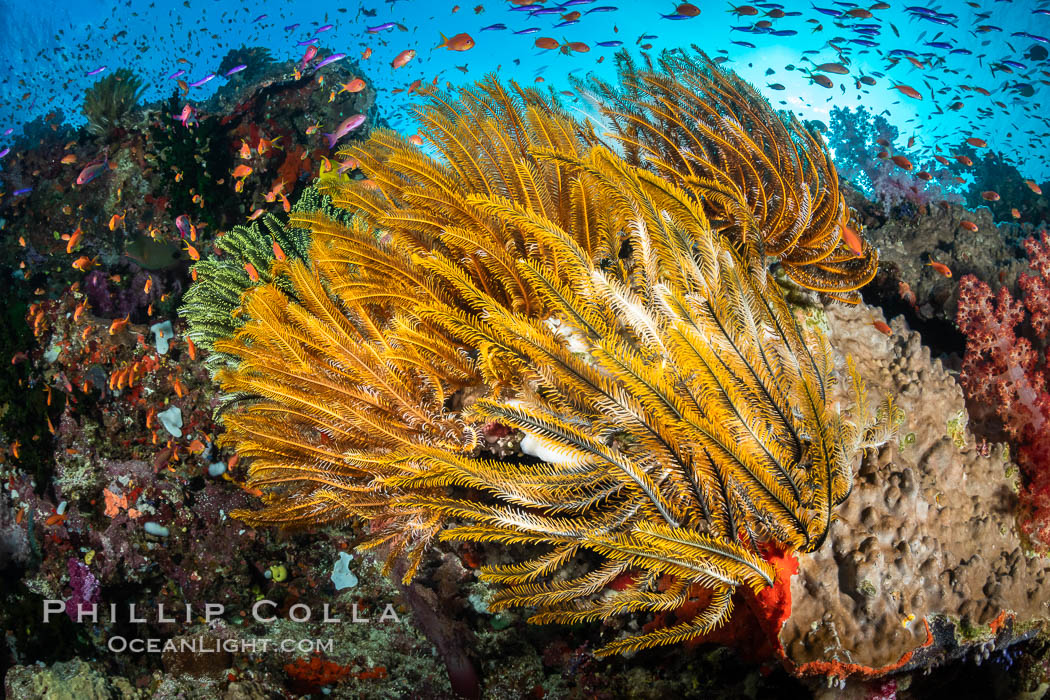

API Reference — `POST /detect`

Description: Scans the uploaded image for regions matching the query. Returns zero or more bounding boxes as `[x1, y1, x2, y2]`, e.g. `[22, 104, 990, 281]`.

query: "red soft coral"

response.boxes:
[957, 230, 1050, 550]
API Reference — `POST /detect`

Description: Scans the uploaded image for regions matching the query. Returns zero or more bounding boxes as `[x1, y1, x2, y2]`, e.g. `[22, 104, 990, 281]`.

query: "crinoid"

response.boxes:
[82, 68, 146, 136]
[183, 69, 897, 656]
[576, 47, 877, 303]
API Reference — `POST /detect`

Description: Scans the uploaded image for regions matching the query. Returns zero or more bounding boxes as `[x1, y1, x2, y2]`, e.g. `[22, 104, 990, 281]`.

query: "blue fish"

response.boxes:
[480, 23, 507, 31]
[514, 27, 541, 34]
[529, 7, 561, 15]
[771, 30, 798, 36]
[296, 37, 319, 45]
[811, 4, 843, 17]
[661, 13, 690, 20]
[0, 147, 9, 158]
[316, 24, 333, 33]
[596, 40, 623, 47]
[586, 6, 618, 13]
[253, 14, 266, 22]
[224, 65, 247, 77]
[167, 69, 186, 80]
[925, 41, 953, 49]
[284, 23, 300, 31]
[366, 22, 398, 32]
[851, 39, 878, 46]
[13, 187, 31, 196]
[732, 41, 757, 48]
[554, 20, 579, 27]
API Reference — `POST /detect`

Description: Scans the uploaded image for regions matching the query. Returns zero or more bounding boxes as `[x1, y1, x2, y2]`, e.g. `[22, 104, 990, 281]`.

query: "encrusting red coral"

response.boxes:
[956, 230, 1050, 550]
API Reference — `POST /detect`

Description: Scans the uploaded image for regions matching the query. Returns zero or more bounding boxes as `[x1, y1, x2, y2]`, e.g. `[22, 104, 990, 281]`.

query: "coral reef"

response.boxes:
[956, 231, 1050, 550]
[779, 301, 1050, 682]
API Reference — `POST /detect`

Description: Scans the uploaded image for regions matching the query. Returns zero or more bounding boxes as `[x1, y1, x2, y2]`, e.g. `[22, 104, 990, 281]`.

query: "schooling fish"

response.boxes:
[367, 22, 398, 32]
[168, 69, 186, 79]
[85, 66, 106, 76]
[224, 65, 247, 76]
[480, 23, 507, 30]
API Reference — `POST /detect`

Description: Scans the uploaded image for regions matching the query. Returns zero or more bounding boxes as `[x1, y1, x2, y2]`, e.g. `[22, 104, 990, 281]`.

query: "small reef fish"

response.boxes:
[77, 157, 108, 185]
[168, 69, 186, 80]
[927, 260, 952, 278]
[959, 220, 978, 232]
[108, 315, 129, 335]
[981, 191, 1001, 202]
[175, 214, 193, 239]
[314, 53, 346, 70]
[890, 84, 923, 100]
[224, 65, 247, 77]
[392, 49, 416, 68]
[60, 154, 77, 164]
[85, 66, 106, 76]
[367, 22, 398, 32]
[72, 255, 98, 271]
[66, 226, 84, 253]
[338, 78, 366, 94]
[189, 73, 215, 88]
[437, 32, 475, 51]
[174, 104, 196, 128]
[323, 114, 367, 148]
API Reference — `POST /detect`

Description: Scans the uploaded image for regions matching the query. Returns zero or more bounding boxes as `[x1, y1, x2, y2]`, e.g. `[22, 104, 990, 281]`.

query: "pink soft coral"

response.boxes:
[957, 231, 1050, 549]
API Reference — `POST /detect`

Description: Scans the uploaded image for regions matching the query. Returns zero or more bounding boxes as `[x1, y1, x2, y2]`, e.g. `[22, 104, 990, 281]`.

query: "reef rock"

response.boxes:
[778, 301, 1050, 680]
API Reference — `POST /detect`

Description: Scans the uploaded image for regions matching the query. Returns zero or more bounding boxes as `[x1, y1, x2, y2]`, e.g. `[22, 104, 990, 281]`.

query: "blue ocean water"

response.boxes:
[0, 0, 1047, 181]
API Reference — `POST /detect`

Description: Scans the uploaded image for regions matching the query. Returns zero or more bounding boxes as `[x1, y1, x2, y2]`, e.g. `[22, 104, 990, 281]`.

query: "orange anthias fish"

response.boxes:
[959, 220, 978, 232]
[66, 226, 83, 254]
[391, 49, 416, 69]
[108, 212, 125, 230]
[1025, 180, 1042, 195]
[238, 140, 252, 160]
[890, 83, 923, 100]
[232, 164, 253, 179]
[927, 260, 952, 278]
[890, 155, 913, 170]
[436, 32, 475, 51]
[965, 137, 987, 148]
[535, 37, 560, 50]
[272, 240, 287, 261]
[362, 47, 372, 59]
[338, 78, 366, 94]
[72, 256, 98, 271]
[244, 262, 260, 281]
[184, 241, 201, 261]
[838, 216, 864, 258]
[981, 191, 1001, 202]
[109, 315, 130, 335]
[60, 154, 77, 164]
